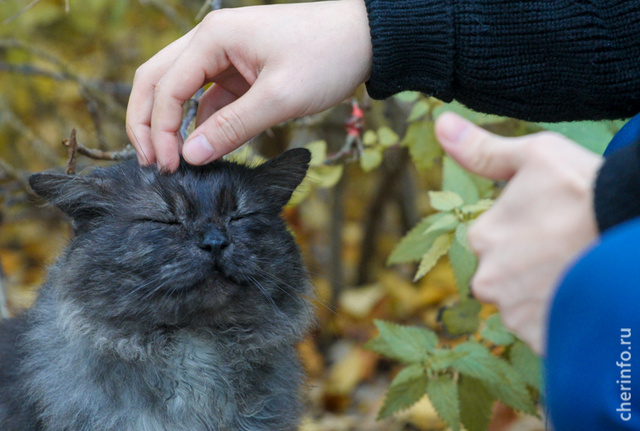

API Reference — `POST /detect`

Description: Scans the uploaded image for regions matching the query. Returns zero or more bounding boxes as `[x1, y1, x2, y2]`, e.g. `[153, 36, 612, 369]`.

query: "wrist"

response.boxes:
[340, 0, 373, 83]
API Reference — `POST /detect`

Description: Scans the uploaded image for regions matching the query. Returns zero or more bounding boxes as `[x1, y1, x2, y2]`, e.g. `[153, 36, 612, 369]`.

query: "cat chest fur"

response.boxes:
[27, 317, 299, 431]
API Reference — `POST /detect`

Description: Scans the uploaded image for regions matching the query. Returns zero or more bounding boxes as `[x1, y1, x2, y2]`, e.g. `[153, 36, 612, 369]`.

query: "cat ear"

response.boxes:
[255, 148, 311, 207]
[29, 172, 112, 221]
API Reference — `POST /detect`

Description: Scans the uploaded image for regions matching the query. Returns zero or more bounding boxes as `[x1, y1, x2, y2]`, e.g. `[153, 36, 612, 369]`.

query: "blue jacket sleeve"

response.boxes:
[546, 218, 640, 430]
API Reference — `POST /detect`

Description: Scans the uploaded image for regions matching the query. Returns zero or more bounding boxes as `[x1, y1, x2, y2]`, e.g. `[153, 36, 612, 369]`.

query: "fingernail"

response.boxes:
[438, 113, 471, 144]
[183, 135, 214, 164]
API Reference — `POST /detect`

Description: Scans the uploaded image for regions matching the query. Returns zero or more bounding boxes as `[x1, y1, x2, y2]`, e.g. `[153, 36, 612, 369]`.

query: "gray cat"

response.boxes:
[0, 148, 314, 431]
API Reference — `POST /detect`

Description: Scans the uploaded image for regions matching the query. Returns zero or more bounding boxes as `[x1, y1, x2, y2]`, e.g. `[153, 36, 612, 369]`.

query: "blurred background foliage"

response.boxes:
[0, 1, 623, 430]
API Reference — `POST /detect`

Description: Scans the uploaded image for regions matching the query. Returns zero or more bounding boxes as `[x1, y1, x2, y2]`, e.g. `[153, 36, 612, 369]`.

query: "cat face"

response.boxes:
[29, 149, 312, 330]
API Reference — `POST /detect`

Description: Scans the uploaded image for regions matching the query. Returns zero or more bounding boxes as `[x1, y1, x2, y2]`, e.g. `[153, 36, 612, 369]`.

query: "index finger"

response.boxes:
[126, 25, 200, 166]
[150, 23, 235, 171]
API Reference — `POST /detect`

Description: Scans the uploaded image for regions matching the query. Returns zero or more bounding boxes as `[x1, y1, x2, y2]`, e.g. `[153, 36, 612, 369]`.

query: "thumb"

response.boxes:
[182, 82, 286, 164]
[435, 112, 524, 180]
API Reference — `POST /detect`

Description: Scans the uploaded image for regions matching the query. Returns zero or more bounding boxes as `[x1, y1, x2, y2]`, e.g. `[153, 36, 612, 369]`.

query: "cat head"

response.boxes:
[29, 149, 313, 332]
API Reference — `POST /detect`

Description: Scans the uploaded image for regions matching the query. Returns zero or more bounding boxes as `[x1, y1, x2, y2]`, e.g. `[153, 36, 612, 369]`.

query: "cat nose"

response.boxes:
[199, 227, 229, 253]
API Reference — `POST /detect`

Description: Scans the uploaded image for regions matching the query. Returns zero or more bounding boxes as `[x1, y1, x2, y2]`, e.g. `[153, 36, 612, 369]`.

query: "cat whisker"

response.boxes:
[251, 269, 337, 317]
[246, 275, 285, 319]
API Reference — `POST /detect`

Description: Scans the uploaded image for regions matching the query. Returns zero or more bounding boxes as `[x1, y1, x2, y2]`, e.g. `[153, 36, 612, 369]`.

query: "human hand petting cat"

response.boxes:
[435, 113, 603, 354]
[126, 0, 372, 171]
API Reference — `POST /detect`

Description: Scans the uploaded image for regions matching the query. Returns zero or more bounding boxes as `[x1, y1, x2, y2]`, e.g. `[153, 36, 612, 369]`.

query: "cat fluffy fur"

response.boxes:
[0, 149, 314, 431]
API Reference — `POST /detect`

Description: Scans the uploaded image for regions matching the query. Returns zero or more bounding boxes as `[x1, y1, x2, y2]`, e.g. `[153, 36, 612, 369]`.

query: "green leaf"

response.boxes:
[360, 147, 383, 172]
[460, 199, 493, 216]
[388, 213, 457, 265]
[402, 121, 442, 171]
[472, 176, 496, 200]
[362, 130, 378, 146]
[407, 100, 430, 122]
[429, 349, 470, 372]
[377, 126, 400, 147]
[454, 223, 471, 251]
[484, 369, 538, 415]
[433, 101, 506, 126]
[394, 91, 420, 103]
[443, 156, 479, 204]
[458, 376, 496, 431]
[453, 342, 536, 415]
[414, 233, 453, 282]
[482, 314, 516, 346]
[426, 375, 460, 431]
[509, 340, 542, 391]
[378, 364, 428, 419]
[364, 320, 438, 363]
[429, 190, 464, 211]
[440, 298, 481, 335]
[452, 342, 509, 384]
[448, 231, 477, 296]
[424, 213, 459, 236]
[537, 121, 613, 155]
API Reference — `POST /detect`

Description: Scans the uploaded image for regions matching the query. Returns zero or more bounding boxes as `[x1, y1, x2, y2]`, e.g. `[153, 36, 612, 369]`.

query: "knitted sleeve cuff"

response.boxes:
[594, 139, 640, 233]
[363, 0, 454, 101]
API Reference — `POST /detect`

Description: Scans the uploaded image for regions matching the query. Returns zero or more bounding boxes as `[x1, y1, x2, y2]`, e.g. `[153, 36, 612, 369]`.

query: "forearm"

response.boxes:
[365, 0, 640, 122]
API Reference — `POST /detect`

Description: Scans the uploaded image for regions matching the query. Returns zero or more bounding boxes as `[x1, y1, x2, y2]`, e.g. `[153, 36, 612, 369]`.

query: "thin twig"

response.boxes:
[0, 159, 30, 191]
[0, 39, 131, 121]
[329, 172, 346, 311]
[0, 262, 9, 319]
[62, 137, 136, 161]
[355, 148, 411, 286]
[65, 129, 78, 175]
[324, 99, 365, 165]
[196, 0, 221, 21]
[0, 103, 60, 166]
[3, 0, 42, 24]
[140, 0, 191, 33]
[180, 87, 205, 140]
[80, 88, 107, 150]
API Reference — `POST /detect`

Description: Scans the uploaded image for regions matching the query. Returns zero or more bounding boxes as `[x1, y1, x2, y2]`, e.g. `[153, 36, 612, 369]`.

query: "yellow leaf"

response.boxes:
[360, 147, 383, 172]
[377, 126, 400, 147]
[306, 140, 327, 167]
[414, 234, 453, 282]
[362, 130, 378, 146]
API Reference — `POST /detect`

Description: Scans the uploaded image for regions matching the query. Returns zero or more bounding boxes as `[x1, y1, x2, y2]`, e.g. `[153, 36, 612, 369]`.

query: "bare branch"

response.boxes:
[140, 0, 192, 33]
[0, 39, 131, 123]
[0, 62, 131, 96]
[180, 87, 204, 140]
[0, 159, 30, 192]
[324, 99, 365, 165]
[62, 135, 136, 161]
[0, 263, 9, 319]
[3, 0, 42, 25]
[0, 103, 60, 166]
[196, 0, 221, 21]
[65, 129, 78, 175]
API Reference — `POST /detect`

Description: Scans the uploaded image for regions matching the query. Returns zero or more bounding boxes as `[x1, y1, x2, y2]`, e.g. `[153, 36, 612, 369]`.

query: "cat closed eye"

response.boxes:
[136, 217, 181, 226]
[229, 212, 258, 222]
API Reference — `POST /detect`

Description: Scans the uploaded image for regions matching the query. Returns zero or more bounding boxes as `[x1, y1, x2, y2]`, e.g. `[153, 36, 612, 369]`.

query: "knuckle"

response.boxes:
[213, 109, 247, 145]
[470, 270, 497, 303]
[467, 220, 489, 254]
[467, 133, 496, 173]
[201, 8, 232, 27]
[133, 64, 149, 83]
[523, 132, 565, 160]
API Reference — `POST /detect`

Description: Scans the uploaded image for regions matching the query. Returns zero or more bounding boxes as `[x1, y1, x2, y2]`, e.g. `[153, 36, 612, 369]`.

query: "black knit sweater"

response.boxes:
[364, 0, 640, 232]
[364, 0, 640, 122]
